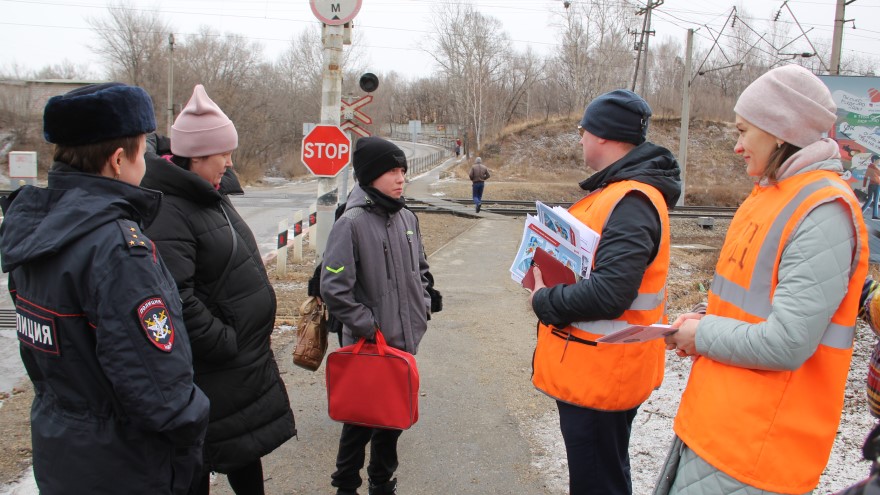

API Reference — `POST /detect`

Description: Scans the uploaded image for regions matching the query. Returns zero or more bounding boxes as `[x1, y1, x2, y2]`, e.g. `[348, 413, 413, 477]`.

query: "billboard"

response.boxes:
[818, 75, 880, 199]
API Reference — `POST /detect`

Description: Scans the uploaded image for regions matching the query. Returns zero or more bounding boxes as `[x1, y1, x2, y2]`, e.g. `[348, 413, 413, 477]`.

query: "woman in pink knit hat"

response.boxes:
[141, 85, 295, 495]
[655, 65, 869, 495]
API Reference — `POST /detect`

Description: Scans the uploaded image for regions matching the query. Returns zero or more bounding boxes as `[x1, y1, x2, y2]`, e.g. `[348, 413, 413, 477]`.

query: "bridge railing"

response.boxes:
[407, 149, 451, 177]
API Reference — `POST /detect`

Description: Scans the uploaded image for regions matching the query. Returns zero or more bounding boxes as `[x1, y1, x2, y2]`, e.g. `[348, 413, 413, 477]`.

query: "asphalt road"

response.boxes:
[209, 214, 557, 495]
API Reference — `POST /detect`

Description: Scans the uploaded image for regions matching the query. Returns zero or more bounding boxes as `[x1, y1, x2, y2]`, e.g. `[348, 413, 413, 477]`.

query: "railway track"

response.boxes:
[407, 198, 737, 218]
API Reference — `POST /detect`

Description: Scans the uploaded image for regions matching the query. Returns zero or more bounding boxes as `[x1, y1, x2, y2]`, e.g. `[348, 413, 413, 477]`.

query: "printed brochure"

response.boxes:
[510, 202, 600, 286]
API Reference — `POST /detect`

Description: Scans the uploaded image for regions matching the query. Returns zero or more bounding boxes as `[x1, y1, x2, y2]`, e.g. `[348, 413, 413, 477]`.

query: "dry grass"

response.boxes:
[446, 117, 754, 207]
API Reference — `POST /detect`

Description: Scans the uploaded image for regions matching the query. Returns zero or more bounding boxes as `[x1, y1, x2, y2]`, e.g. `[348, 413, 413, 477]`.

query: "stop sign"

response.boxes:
[301, 125, 351, 177]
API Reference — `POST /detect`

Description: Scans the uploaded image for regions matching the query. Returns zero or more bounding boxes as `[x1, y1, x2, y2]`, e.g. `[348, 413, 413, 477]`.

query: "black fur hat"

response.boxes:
[43, 82, 156, 146]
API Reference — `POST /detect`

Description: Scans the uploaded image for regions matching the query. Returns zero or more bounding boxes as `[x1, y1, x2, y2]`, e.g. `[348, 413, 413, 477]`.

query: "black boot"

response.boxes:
[475, 203, 481, 213]
[368, 478, 397, 495]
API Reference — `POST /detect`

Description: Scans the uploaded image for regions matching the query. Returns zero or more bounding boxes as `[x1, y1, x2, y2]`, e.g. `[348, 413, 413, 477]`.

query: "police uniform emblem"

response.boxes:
[137, 297, 175, 352]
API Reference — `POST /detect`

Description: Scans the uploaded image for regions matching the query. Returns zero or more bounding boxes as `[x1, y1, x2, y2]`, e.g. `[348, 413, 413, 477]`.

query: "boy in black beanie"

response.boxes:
[321, 136, 432, 495]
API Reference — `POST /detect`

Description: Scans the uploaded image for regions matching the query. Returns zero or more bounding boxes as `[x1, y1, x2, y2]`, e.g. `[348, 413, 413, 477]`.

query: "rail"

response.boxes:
[406, 198, 737, 219]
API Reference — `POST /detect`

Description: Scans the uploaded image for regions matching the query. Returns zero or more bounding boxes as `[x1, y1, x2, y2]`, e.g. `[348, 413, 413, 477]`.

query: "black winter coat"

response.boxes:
[141, 149, 295, 472]
[0, 165, 209, 494]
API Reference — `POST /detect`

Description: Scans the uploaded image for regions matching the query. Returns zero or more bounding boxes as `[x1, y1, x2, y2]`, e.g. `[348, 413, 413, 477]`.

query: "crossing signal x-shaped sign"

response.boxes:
[341, 95, 373, 138]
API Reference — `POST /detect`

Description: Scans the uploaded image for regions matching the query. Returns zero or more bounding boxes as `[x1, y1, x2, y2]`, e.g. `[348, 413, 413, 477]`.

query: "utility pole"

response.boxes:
[631, 0, 662, 94]
[677, 29, 694, 207]
[830, 0, 856, 75]
[315, 23, 344, 256]
[639, 3, 654, 96]
[166, 33, 174, 135]
[308, 0, 361, 257]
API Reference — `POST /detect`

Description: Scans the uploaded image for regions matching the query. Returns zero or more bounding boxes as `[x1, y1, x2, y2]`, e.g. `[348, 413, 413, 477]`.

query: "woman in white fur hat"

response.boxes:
[656, 65, 869, 495]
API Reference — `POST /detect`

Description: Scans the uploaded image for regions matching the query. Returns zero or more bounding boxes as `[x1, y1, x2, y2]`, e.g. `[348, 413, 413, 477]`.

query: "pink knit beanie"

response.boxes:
[733, 65, 836, 149]
[171, 84, 238, 158]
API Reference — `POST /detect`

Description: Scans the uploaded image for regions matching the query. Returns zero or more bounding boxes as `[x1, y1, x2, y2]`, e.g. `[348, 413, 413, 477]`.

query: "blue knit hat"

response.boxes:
[43, 82, 156, 146]
[579, 89, 652, 146]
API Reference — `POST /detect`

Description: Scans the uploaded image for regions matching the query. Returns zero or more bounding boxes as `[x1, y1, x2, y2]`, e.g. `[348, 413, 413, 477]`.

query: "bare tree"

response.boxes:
[496, 48, 544, 126]
[88, 0, 169, 92]
[550, 0, 635, 111]
[429, 2, 509, 152]
[32, 60, 96, 80]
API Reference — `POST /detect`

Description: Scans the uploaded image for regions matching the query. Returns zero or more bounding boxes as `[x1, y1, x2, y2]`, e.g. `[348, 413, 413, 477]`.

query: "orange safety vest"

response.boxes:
[531, 180, 670, 411]
[674, 170, 869, 494]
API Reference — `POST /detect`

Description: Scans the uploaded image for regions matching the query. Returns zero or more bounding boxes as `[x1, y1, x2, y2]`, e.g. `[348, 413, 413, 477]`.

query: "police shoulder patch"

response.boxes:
[117, 219, 151, 257]
[137, 296, 175, 352]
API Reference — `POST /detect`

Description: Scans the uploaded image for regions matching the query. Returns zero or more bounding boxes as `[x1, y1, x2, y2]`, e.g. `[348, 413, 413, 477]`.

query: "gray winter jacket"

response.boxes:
[320, 184, 431, 354]
[654, 145, 858, 495]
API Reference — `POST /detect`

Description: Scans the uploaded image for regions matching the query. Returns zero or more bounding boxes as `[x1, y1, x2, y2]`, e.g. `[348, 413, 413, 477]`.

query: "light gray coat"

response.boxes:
[653, 151, 858, 495]
[320, 184, 431, 354]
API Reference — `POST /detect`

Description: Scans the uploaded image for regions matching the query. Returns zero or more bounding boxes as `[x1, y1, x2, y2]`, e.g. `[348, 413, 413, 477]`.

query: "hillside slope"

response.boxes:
[447, 116, 755, 206]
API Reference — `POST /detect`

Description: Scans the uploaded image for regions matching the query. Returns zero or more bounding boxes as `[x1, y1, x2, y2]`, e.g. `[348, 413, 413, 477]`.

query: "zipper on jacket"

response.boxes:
[406, 230, 416, 272]
[383, 240, 392, 280]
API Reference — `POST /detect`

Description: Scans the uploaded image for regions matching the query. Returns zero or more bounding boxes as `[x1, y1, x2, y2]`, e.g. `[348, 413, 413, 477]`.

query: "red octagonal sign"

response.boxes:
[301, 125, 351, 177]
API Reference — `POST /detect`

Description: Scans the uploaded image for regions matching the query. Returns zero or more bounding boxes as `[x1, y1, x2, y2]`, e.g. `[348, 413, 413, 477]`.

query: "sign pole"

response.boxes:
[315, 23, 345, 258]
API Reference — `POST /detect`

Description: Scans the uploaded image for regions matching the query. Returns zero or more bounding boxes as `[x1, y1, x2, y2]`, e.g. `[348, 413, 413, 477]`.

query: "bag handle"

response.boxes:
[352, 328, 387, 356]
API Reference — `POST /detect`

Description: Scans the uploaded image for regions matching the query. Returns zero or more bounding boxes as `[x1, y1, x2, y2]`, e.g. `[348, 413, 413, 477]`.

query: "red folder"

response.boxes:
[521, 247, 577, 290]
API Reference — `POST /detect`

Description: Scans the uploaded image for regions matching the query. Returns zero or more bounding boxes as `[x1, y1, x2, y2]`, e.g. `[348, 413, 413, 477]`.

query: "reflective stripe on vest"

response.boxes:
[570, 288, 666, 334]
[709, 176, 860, 349]
[532, 181, 670, 411]
[673, 170, 868, 494]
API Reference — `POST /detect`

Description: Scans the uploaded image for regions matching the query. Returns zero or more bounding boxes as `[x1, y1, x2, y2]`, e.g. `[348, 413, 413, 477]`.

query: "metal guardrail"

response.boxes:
[408, 149, 451, 176]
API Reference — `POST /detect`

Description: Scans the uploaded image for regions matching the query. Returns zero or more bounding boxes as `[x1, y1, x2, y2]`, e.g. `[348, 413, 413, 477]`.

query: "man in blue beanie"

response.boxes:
[527, 89, 682, 495]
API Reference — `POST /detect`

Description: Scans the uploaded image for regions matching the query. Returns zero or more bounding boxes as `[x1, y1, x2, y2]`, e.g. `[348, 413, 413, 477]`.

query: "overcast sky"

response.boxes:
[1, 0, 878, 80]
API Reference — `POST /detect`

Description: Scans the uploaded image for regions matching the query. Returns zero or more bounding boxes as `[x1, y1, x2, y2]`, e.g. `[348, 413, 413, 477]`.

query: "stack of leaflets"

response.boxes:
[510, 201, 600, 286]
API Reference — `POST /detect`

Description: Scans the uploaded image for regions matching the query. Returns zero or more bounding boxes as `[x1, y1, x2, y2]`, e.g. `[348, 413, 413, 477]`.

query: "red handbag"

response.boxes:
[326, 329, 420, 430]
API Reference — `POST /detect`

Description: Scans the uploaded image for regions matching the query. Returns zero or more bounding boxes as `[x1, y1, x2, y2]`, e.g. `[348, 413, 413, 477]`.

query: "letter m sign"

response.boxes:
[309, 0, 362, 26]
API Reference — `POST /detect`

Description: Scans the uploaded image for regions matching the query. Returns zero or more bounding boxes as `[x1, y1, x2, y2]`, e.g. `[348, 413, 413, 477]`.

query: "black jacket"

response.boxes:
[532, 142, 682, 327]
[0, 165, 209, 494]
[140, 145, 295, 472]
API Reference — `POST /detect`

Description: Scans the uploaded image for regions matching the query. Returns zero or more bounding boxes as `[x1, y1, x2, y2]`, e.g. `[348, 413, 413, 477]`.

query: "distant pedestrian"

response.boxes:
[863, 154, 880, 219]
[0, 82, 209, 494]
[455, 137, 462, 157]
[468, 156, 490, 213]
[140, 84, 295, 495]
[528, 89, 681, 495]
[657, 64, 869, 495]
[321, 136, 433, 495]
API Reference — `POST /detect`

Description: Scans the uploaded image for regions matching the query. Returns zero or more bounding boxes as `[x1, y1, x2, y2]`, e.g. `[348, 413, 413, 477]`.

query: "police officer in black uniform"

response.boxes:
[0, 83, 209, 494]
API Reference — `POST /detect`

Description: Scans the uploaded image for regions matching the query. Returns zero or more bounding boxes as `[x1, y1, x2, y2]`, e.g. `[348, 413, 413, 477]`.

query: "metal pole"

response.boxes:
[829, 0, 845, 75]
[315, 23, 344, 258]
[631, 6, 649, 91]
[166, 34, 175, 135]
[639, 5, 653, 96]
[677, 29, 694, 207]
